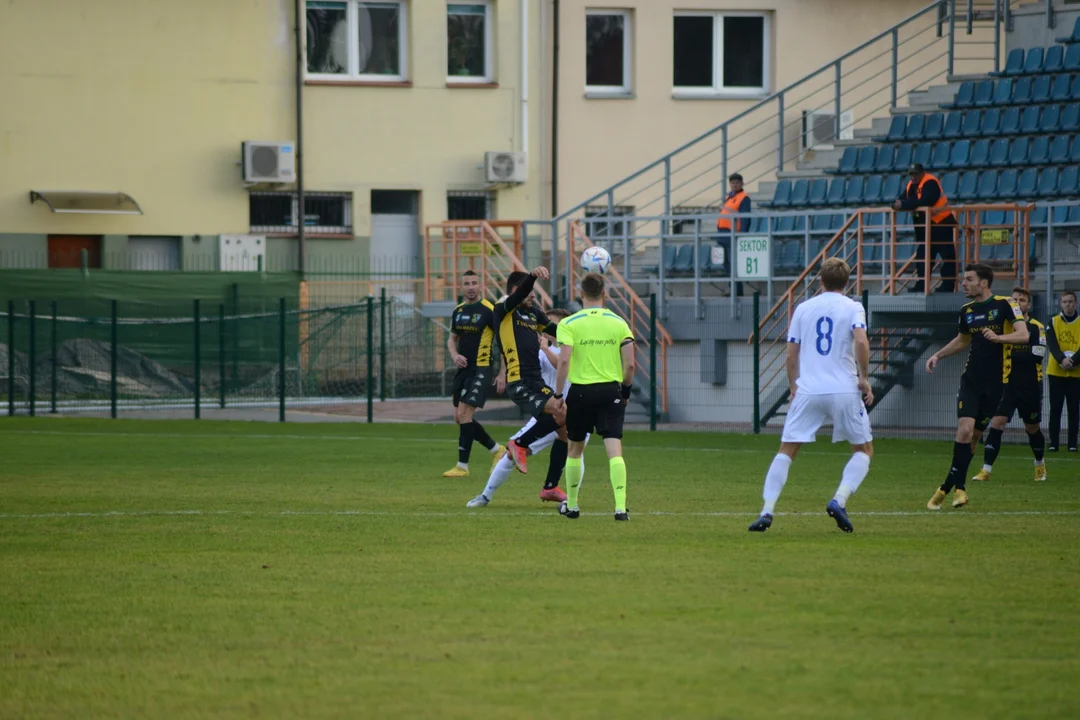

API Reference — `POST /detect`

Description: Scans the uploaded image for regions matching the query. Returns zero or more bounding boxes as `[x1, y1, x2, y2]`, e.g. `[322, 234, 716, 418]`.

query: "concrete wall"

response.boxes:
[1006, 1, 1080, 53]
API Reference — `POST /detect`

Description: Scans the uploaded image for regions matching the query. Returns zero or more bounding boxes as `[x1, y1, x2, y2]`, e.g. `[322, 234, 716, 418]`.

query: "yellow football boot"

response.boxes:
[972, 469, 991, 482]
[1034, 464, 1047, 482]
[927, 489, 947, 510]
[490, 444, 507, 473]
[952, 489, 969, 508]
[442, 467, 469, 478]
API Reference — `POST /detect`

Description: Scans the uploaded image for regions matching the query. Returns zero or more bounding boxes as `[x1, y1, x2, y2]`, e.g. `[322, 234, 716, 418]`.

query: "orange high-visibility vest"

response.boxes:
[905, 173, 955, 224]
[716, 191, 749, 231]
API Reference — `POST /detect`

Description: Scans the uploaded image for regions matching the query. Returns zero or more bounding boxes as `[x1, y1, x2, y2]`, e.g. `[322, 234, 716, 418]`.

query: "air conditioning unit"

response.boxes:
[242, 141, 296, 183]
[484, 151, 528, 184]
[800, 110, 854, 151]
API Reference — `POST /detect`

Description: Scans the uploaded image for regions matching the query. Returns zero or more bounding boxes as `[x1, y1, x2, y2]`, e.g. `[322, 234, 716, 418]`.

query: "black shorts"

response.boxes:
[996, 383, 1043, 425]
[566, 382, 626, 442]
[957, 376, 1002, 431]
[452, 367, 490, 409]
[508, 379, 553, 419]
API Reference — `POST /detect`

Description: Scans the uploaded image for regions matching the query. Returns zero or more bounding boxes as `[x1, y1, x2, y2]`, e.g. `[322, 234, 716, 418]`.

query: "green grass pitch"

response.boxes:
[2, 418, 1078, 719]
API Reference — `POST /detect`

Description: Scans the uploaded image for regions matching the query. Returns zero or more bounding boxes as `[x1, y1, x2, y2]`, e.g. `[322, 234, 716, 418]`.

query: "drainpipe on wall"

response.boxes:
[520, 0, 528, 155]
[295, 0, 306, 277]
[551, 0, 560, 218]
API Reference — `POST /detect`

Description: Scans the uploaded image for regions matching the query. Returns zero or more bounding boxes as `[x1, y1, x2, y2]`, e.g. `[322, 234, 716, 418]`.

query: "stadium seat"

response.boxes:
[793, 214, 807, 232]
[1000, 106, 1021, 135]
[1059, 165, 1079, 197]
[863, 174, 884, 205]
[1031, 205, 1048, 226]
[826, 177, 847, 205]
[1010, 76, 1033, 105]
[923, 112, 944, 140]
[992, 78, 1014, 106]
[998, 47, 1024, 76]
[770, 180, 792, 207]
[1042, 104, 1062, 132]
[810, 213, 836, 234]
[943, 111, 963, 139]
[961, 109, 981, 136]
[907, 113, 927, 140]
[1062, 104, 1080, 131]
[940, 171, 959, 197]
[774, 215, 796, 233]
[1017, 167, 1039, 197]
[789, 179, 810, 206]
[1055, 205, 1072, 224]
[808, 178, 828, 205]
[661, 243, 678, 273]
[882, 174, 902, 202]
[672, 244, 693, 272]
[1050, 134, 1070, 164]
[1029, 135, 1050, 165]
[808, 236, 828, 258]
[948, 140, 971, 169]
[1051, 74, 1072, 102]
[970, 138, 990, 167]
[1066, 44, 1080, 71]
[1031, 75, 1052, 104]
[834, 146, 857, 174]
[980, 107, 1001, 135]
[996, 168, 1018, 198]
[930, 142, 951, 169]
[956, 170, 979, 200]
[1038, 167, 1060, 197]
[1020, 106, 1041, 135]
[883, 115, 907, 142]
[973, 79, 994, 107]
[776, 240, 803, 273]
[699, 243, 723, 274]
[1024, 46, 1046, 75]
[856, 146, 877, 173]
[1069, 205, 1080, 223]
[1071, 75, 1080, 101]
[1045, 45, 1065, 74]
[1008, 136, 1030, 165]
[750, 216, 769, 233]
[912, 142, 932, 167]
[875, 145, 897, 172]
[892, 143, 912, 171]
[976, 169, 999, 199]
[984, 209, 1005, 226]
[1071, 135, 1080, 162]
[989, 137, 1009, 166]
[951, 81, 975, 108]
[1056, 16, 1080, 44]
[845, 176, 865, 205]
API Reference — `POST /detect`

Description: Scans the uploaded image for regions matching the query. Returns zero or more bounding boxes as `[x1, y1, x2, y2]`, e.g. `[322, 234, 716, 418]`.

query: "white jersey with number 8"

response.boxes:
[787, 292, 867, 396]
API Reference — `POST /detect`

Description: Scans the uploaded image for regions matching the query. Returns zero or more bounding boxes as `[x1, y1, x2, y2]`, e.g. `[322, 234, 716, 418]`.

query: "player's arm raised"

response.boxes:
[926, 333, 971, 373]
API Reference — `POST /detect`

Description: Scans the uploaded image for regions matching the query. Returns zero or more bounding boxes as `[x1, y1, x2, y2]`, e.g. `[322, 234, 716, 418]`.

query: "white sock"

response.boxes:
[982, 463, 993, 473]
[1035, 459, 1045, 467]
[490, 444, 502, 455]
[761, 454, 793, 515]
[482, 455, 516, 498]
[834, 452, 871, 507]
[457, 461, 468, 471]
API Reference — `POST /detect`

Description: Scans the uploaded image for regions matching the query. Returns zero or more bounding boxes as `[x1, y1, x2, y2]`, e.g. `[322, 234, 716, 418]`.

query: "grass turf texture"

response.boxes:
[1, 419, 1078, 719]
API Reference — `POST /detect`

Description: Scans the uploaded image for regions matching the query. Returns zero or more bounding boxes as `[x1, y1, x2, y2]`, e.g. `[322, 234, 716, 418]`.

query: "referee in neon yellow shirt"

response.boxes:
[553, 272, 636, 521]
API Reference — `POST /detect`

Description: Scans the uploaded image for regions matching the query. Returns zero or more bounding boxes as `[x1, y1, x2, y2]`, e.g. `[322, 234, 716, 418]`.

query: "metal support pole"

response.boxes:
[380, 287, 387, 402]
[752, 292, 761, 434]
[6, 301, 12, 417]
[948, 0, 956, 76]
[50, 301, 57, 413]
[1046, 0, 1054, 29]
[891, 28, 899, 108]
[662, 157, 671, 274]
[193, 299, 201, 420]
[777, 92, 785, 168]
[278, 297, 286, 423]
[231, 283, 240, 389]
[366, 295, 374, 423]
[721, 125, 728, 190]
[110, 300, 118, 419]
[28, 301, 35, 417]
[834, 62, 843, 141]
[993, 0, 1001, 74]
[966, 0, 973, 34]
[218, 304, 226, 408]
[649, 293, 657, 432]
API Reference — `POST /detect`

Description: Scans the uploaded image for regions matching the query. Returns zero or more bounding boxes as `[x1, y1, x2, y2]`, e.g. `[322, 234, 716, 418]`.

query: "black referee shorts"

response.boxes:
[957, 375, 1002, 431]
[996, 383, 1043, 425]
[451, 367, 490, 409]
[566, 382, 626, 442]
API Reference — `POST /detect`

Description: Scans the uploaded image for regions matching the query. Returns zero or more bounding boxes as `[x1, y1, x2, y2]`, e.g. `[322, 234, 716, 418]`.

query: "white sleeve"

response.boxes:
[787, 305, 804, 344]
[851, 301, 867, 330]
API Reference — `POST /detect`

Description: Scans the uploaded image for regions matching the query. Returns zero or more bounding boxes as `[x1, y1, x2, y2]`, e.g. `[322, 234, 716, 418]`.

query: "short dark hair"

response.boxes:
[1062, 290, 1077, 301]
[581, 272, 605, 300]
[1011, 286, 1030, 300]
[728, 173, 743, 182]
[506, 271, 529, 295]
[547, 307, 571, 321]
[965, 263, 994, 286]
[462, 269, 478, 278]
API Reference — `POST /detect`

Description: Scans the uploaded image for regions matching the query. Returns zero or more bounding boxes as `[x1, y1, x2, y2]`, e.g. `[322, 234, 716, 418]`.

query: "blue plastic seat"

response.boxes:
[874, 145, 896, 172]
[984, 209, 1006, 226]
[808, 178, 828, 205]
[811, 213, 837, 233]
[808, 236, 829, 258]
[1030, 205, 1048, 226]
[1008, 136, 1030, 165]
[1070, 75, 1080, 101]
[882, 174, 901, 202]
[961, 109, 981, 136]
[1069, 206, 1080, 224]
[973, 79, 994, 106]
[826, 177, 847, 205]
[930, 142, 951, 169]
[988, 138, 1010, 166]
[996, 168, 1018, 199]
[948, 139, 971, 169]
[892, 143, 913, 171]
[1038, 167, 1060, 197]
[698, 244, 719, 274]
[912, 142, 932, 167]
[1056, 16, 1080, 44]
[835, 147, 857, 174]
[1029, 135, 1050, 165]
[774, 215, 796, 233]
[907, 113, 927, 140]
[1032, 75, 1052, 103]
[845, 176, 865, 205]
[1011, 76, 1033, 105]
[976, 169, 999, 200]
[992, 78, 1014, 106]
[970, 138, 990, 167]
[1042, 104, 1062, 132]
[1050, 134, 1070, 164]
[943, 111, 963, 139]
[672, 244, 694, 272]
[1051, 74, 1072, 102]
[789, 179, 810, 206]
[1024, 46, 1046, 74]
[1017, 167, 1039, 197]
[1054, 205, 1072, 224]
[999, 48, 1024, 76]
[749, 216, 769, 233]
[856, 146, 877, 173]
[1066, 44, 1080, 71]
[1045, 45, 1066, 74]
[771, 180, 792, 207]
[863, 175, 884, 204]
[1000, 106, 1021, 135]
[1059, 165, 1079, 196]
[979, 107, 1002, 135]
[1071, 135, 1080, 162]
[951, 81, 975, 108]
[922, 112, 944, 140]
[661, 244, 678, 272]
[1020, 106, 1041, 134]
[956, 170, 979, 200]
[884, 115, 907, 142]
[1062, 103, 1080, 131]
[940, 171, 959, 198]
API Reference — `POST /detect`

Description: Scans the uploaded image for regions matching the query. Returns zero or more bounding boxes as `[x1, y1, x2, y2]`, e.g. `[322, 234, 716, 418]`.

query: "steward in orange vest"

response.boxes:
[893, 162, 957, 293]
[716, 173, 751, 233]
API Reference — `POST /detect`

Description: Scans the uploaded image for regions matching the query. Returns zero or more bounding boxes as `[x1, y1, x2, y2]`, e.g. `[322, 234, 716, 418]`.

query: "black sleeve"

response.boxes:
[1046, 322, 1066, 363]
[737, 195, 751, 233]
[916, 180, 941, 208]
[450, 310, 461, 335]
[502, 273, 537, 314]
[533, 308, 557, 339]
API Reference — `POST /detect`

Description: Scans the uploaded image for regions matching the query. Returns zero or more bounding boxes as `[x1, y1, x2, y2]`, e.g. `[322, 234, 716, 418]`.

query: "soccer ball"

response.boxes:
[580, 246, 612, 274]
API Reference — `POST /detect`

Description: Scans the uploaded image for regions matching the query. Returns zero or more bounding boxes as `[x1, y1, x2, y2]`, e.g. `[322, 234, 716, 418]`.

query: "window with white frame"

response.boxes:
[447, 3, 493, 82]
[673, 12, 769, 96]
[305, 1, 407, 82]
[585, 9, 631, 93]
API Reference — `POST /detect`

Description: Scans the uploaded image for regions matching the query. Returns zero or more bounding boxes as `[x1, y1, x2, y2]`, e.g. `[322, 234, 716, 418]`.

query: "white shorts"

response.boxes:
[781, 392, 873, 445]
[510, 417, 589, 454]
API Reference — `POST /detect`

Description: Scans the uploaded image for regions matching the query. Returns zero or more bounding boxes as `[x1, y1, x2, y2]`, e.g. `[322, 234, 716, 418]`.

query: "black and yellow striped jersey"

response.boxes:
[451, 298, 495, 369]
[958, 294, 1025, 384]
[493, 274, 556, 384]
[1004, 318, 1045, 387]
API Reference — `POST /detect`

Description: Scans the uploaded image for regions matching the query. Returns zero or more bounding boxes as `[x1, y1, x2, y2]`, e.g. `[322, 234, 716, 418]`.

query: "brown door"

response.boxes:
[48, 235, 102, 268]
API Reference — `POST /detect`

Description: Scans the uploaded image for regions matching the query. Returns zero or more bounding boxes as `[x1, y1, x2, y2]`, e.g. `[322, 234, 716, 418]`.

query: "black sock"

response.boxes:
[942, 441, 973, 492]
[515, 415, 559, 449]
[983, 427, 1004, 468]
[458, 422, 476, 465]
[1028, 429, 1046, 463]
[544, 440, 568, 490]
[472, 421, 496, 451]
